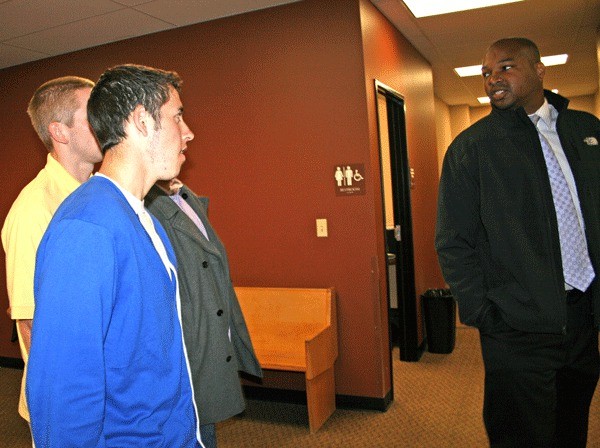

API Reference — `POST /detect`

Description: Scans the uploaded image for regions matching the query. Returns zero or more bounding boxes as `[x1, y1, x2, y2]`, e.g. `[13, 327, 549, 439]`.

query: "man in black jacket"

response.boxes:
[436, 37, 600, 447]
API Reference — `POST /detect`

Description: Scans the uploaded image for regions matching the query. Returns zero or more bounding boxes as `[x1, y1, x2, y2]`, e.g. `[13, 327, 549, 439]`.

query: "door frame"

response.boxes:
[374, 80, 419, 362]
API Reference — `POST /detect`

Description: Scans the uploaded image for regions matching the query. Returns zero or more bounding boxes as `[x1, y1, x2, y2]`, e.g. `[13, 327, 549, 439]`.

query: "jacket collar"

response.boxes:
[145, 184, 175, 217]
[146, 184, 209, 221]
[146, 184, 221, 256]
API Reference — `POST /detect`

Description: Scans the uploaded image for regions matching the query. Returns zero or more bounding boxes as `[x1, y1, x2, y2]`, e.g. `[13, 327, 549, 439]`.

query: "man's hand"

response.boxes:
[17, 319, 33, 353]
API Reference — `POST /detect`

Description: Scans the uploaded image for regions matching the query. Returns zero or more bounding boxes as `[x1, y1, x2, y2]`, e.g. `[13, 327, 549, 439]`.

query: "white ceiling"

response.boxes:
[1, 0, 599, 107]
[373, 0, 600, 106]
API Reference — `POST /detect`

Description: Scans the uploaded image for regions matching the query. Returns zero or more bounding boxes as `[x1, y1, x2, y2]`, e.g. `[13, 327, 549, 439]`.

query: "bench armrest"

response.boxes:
[305, 325, 338, 380]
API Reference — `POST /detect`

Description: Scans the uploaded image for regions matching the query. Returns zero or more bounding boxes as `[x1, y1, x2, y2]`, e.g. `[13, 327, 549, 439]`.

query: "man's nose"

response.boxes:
[487, 72, 503, 84]
[182, 121, 194, 142]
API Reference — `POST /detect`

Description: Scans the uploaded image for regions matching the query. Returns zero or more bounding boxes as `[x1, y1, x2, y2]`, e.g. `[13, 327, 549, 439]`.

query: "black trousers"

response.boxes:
[479, 291, 599, 448]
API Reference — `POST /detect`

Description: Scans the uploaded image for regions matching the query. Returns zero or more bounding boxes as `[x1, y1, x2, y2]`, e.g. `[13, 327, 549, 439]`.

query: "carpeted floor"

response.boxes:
[218, 327, 488, 447]
[1, 328, 599, 447]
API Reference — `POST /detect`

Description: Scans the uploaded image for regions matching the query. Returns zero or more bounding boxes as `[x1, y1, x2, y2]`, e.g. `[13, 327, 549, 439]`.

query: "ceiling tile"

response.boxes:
[248, 0, 300, 10]
[5, 9, 174, 56]
[0, 0, 123, 40]
[135, 0, 298, 27]
[0, 43, 47, 69]
[135, 0, 250, 26]
[111, 0, 154, 5]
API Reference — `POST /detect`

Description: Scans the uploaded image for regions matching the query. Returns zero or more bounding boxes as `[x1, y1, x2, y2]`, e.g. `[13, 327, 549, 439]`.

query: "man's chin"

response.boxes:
[159, 170, 182, 183]
[490, 99, 515, 110]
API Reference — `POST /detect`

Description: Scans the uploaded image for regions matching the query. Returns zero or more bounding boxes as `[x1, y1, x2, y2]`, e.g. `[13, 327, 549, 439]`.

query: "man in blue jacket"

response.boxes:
[436, 38, 600, 447]
[27, 65, 203, 447]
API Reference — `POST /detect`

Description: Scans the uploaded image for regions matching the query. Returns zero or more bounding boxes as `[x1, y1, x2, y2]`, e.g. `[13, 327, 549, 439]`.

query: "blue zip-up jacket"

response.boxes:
[27, 176, 201, 447]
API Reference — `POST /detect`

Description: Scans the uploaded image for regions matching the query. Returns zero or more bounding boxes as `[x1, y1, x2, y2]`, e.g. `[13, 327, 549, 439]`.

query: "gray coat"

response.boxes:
[145, 184, 262, 425]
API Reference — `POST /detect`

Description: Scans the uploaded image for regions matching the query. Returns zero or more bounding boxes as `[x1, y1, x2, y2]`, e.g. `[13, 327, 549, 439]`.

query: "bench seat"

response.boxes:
[235, 286, 338, 432]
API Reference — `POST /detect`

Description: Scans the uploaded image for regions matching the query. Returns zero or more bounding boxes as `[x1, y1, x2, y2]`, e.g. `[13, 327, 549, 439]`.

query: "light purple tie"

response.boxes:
[533, 115, 595, 291]
[171, 193, 210, 241]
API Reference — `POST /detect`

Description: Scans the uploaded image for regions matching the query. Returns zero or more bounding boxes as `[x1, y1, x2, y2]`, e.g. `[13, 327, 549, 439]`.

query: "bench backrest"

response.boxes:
[235, 286, 333, 327]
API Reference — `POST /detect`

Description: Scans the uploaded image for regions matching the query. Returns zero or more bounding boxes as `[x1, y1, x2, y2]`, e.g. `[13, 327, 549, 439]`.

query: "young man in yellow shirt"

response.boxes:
[1, 76, 102, 423]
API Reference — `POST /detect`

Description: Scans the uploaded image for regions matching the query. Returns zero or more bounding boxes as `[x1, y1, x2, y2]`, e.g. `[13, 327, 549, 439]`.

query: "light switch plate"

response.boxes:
[316, 218, 328, 237]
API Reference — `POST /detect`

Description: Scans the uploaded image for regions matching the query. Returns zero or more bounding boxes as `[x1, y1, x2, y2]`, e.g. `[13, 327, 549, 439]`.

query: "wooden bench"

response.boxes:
[234, 286, 338, 432]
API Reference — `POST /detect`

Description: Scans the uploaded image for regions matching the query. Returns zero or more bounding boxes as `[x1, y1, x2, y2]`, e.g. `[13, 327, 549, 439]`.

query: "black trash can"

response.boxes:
[421, 289, 456, 354]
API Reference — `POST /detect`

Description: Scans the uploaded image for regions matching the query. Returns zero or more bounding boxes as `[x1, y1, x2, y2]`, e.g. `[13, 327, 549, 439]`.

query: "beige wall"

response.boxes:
[449, 104, 470, 140]
[569, 94, 597, 116]
[469, 105, 491, 123]
[596, 31, 600, 117]
[434, 96, 452, 176]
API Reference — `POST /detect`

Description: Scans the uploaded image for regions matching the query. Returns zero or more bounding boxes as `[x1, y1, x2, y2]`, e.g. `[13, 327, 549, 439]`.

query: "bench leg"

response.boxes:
[305, 366, 336, 433]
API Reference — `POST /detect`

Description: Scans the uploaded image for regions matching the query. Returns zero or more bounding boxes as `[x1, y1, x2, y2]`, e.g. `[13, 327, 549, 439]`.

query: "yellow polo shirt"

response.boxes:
[1, 153, 81, 421]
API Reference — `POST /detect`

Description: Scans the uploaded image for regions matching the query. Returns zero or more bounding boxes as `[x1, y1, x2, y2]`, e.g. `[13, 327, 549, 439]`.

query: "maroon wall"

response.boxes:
[0, 0, 443, 401]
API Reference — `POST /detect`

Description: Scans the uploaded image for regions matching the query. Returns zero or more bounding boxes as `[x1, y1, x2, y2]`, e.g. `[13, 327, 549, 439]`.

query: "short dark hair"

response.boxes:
[87, 64, 182, 153]
[27, 76, 95, 150]
[488, 37, 541, 64]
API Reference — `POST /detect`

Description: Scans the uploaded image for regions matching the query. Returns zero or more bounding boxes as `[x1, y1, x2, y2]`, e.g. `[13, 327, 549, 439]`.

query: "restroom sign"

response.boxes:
[334, 164, 365, 196]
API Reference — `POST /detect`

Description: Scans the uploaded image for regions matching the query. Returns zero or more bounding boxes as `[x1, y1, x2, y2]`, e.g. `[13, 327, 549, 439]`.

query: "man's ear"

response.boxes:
[131, 104, 151, 137]
[48, 122, 68, 145]
[535, 61, 546, 81]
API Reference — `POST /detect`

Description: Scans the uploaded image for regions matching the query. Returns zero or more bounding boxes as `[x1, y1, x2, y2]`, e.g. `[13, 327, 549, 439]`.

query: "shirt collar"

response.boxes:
[94, 173, 145, 216]
[529, 98, 557, 128]
[171, 178, 184, 196]
[45, 153, 82, 191]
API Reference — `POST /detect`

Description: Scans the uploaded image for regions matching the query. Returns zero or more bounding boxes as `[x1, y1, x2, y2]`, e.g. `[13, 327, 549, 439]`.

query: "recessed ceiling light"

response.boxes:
[454, 54, 569, 77]
[455, 65, 487, 77]
[542, 54, 568, 66]
[403, 0, 523, 18]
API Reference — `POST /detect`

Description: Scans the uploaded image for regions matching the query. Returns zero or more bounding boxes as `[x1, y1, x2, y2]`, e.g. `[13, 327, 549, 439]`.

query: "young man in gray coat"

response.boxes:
[146, 177, 262, 447]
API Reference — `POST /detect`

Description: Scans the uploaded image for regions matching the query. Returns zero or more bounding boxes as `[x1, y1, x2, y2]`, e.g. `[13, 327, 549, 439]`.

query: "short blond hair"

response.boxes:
[27, 76, 95, 150]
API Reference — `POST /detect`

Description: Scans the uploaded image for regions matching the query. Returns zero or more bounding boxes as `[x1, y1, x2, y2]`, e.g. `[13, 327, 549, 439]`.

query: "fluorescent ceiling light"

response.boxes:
[542, 54, 568, 66]
[403, 0, 523, 18]
[454, 54, 569, 77]
[455, 65, 485, 77]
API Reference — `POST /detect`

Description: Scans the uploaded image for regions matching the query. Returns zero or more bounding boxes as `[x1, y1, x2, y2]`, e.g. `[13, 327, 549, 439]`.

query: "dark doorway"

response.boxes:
[375, 81, 419, 362]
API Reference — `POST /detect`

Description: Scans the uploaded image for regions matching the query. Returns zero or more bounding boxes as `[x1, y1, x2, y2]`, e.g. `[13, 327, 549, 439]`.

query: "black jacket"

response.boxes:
[435, 90, 600, 334]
